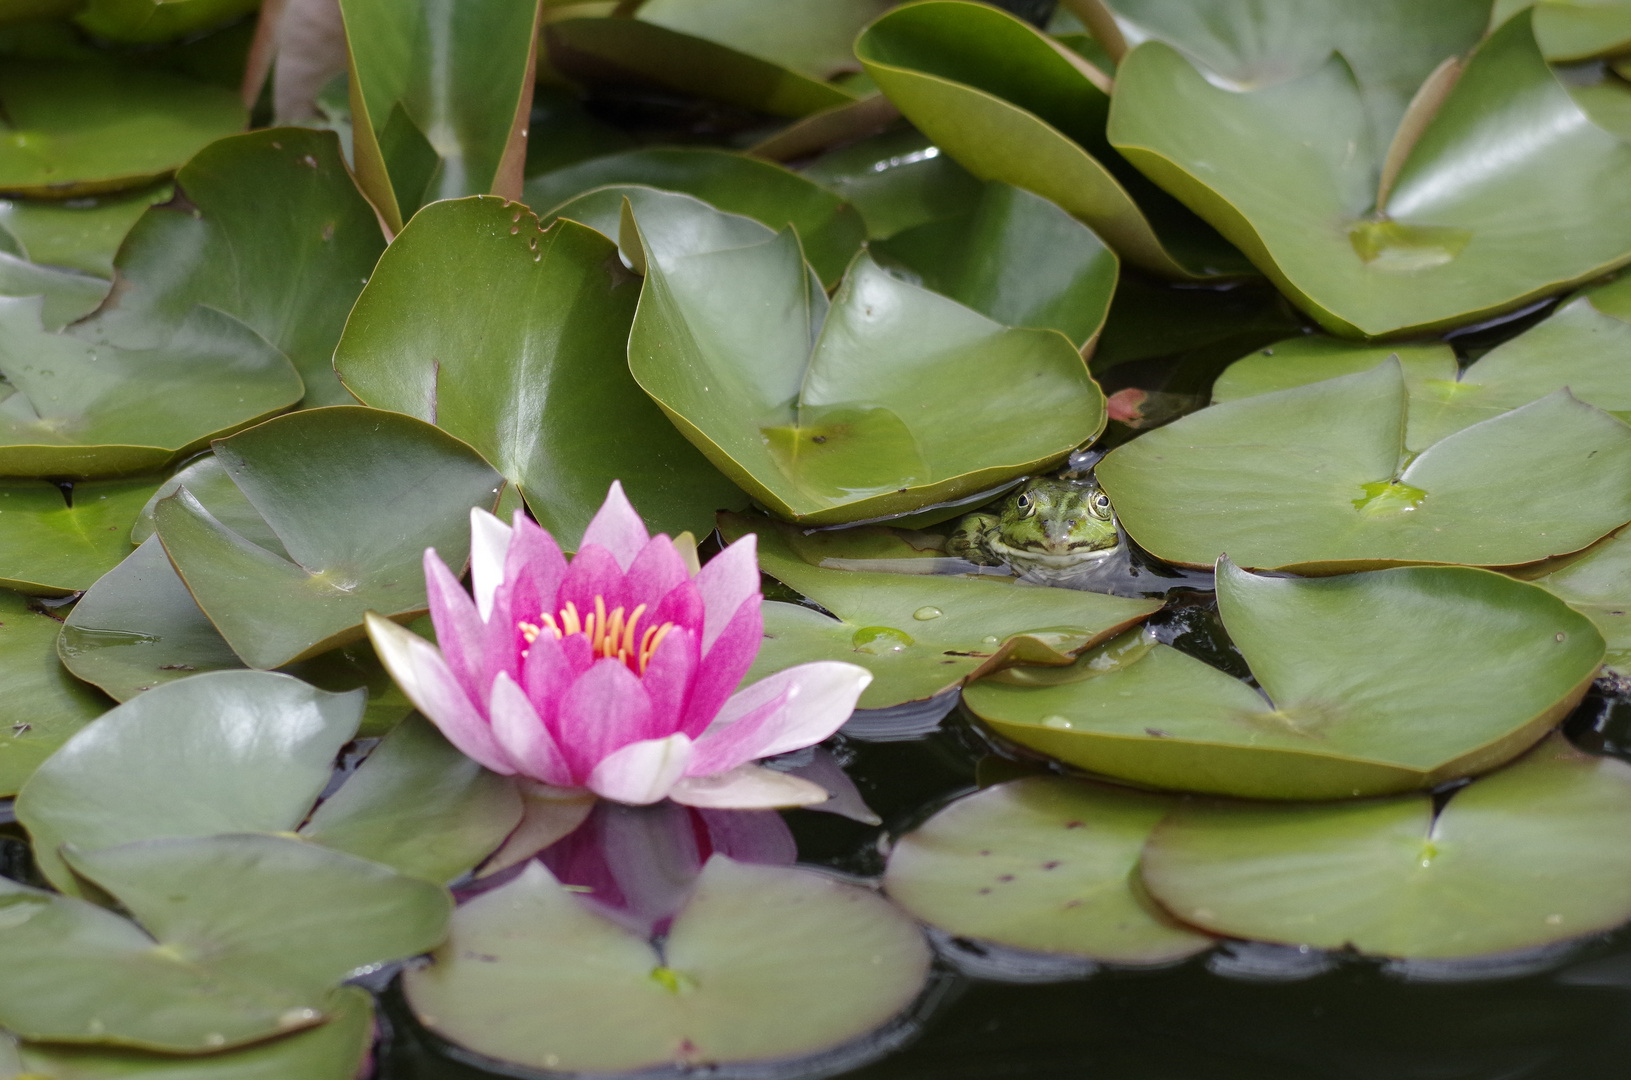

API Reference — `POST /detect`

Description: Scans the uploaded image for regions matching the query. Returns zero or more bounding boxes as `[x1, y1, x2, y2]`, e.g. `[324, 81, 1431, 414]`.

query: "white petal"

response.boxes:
[579, 480, 649, 570]
[704, 661, 872, 761]
[669, 766, 830, 809]
[469, 507, 512, 621]
[693, 532, 758, 652]
[365, 612, 515, 775]
[586, 733, 693, 805]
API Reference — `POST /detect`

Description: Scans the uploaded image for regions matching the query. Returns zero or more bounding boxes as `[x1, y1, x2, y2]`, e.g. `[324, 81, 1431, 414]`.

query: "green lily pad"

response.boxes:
[885, 776, 1213, 964]
[626, 192, 1105, 525]
[0, 475, 160, 595]
[1533, 525, 1631, 676]
[855, 0, 1248, 279]
[0, 985, 373, 1080]
[300, 713, 522, 885]
[1095, 361, 1631, 571]
[870, 180, 1119, 350]
[0, 61, 244, 197]
[15, 669, 364, 894]
[1213, 297, 1631, 449]
[0, 589, 108, 799]
[0, 298, 304, 480]
[798, 128, 984, 240]
[0, 833, 449, 1052]
[130, 454, 284, 554]
[0, 251, 107, 329]
[1107, 11, 1631, 336]
[81, 129, 387, 409]
[154, 407, 503, 669]
[0, 182, 170, 277]
[966, 561, 1603, 799]
[334, 197, 742, 548]
[720, 513, 1160, 709]
[1141, 735, 1631, 958]
[339, 0, 540, 231]
[73, 0, 256, 44]
[525, 147, 866, 287]
[1493, 0, 1631, 60]
[404, 857, 931, 1074]
[544, 3, 871, 120]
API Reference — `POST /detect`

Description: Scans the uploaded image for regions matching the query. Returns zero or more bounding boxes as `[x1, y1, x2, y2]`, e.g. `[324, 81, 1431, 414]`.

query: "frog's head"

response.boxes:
[995, 477, 1119, 558]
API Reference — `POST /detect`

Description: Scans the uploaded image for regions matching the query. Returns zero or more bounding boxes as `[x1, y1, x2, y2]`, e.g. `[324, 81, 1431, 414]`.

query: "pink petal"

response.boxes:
[669, 765, 829, 809]
[579, 480, 650, 570]
[624, 534, 689, 606]
[698, 808, 797, 865]
[520, 628, 573, 733]
[679, 595, 762, 737]
[424, 549, 493, 703]
[468, 508, 512, 621]
[648, 578, 704, 640]
[555, 543, 628, 619]
[489, 672, 573, 786]
[587, 734, 692, 804]
[498, 513, 569, 631]
[638, 625, 697, 734]
[693, 533, 758, 652]
[689, 661, 870, 775]
[365, 613, 516, 776]
[556, 658, 660, 779]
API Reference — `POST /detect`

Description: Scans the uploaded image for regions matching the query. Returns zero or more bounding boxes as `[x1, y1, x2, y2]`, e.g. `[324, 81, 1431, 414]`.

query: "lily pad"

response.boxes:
[1492, 0, 1631, 60]
[0, 297, 304, 480]
[15, 670, 364, 894]
[1534, 525, 1631, 676]
[0, 833, 449, 1052]
[885, 777, 1213, 964]
[73, 0, 257, 44]
[154, 407, 503, 669]
[798, 128, 984, 240]
[1095, 361, 1631, 571]
[339, 0, 540, 230]
[626, 192, 1106, 525]
[0, 985, 372, 1080]
[855, 0, 1248, 279]
[0, 475, 160, 595]
[1141, 735, 1631, 957]
[130, 454, 284, 554]
[1107, 11, 1631, 336]
[404, 857, 931, 1074]
[0, 61, 244, 197]
[0, 590, 108, 799]
[545, 4, 872, 120]
[870, 180, 1119, 350]
[525, 147, 866, 286]
[964, 561, 1603, 799]
[81, 129, 387, 409]
[334, 197, 742, 548]
[720, 513, 1160, 709]
[1213, 297, 1631, 448]
[0, 251, 108, 329]
[0, 182, 170, 278]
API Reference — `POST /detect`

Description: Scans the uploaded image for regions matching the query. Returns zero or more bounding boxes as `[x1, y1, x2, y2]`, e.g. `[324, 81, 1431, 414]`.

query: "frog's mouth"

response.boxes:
[992, 537, 1122, 565]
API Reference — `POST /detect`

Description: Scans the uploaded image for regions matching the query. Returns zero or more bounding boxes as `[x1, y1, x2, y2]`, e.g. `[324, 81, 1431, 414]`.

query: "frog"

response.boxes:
[944, 474, 1121, 584]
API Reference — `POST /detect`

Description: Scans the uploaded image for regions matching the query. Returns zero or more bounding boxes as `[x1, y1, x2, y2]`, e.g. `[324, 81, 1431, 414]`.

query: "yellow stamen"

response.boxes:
[517, 621, 541, 644]
[519, 596, 675, 675]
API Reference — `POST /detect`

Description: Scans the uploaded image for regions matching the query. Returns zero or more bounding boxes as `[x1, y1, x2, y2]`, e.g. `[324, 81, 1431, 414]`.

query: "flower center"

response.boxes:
[517, 596, 673, 674]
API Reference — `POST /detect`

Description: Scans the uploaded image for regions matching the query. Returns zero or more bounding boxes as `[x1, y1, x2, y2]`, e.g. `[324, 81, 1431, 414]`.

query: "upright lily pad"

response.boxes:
[885, 777, 1213, 964]
[15, 670, 364, 894]
[855, 1, 1248, 279]
[965, 561, 1603, 799]
[404, 857, 931, 1074]
[1141, 736, 1631, 957]
[1095, 361, 1631, 571]
[626, 192, 1106, 524]
[870, 180, 1119, 350]
[0, 590, 108, 799]
[0, 182, 170, 277]
[81, 129, 387, 408]
[0, 298, 305, 479]
[1534, 525, 1631, 676]
[720, 514, 1160, 709]
[0, 62, 244, 197]
[524, 147, 866, 287]
[154, 407, 503, 669]
[1492, 0, 1631, 60]
[0, 833, 449, 1052]
[1107, 11, 1631, 336]
[0, 985, 373, 1080]
[334, 197, 743, 548]
[798, 128, 984, 240]
[339, 0, 540, 230]
[1212, 297, 1631, 448]
[0, 476, 160, 595]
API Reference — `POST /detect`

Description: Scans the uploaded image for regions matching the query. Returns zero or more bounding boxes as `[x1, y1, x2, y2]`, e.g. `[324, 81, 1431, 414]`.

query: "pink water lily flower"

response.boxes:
[365, 483, 871, 808]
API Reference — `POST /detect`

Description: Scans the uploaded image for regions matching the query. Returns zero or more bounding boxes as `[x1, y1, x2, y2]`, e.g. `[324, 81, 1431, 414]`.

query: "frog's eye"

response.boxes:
[1015, 493, 1035, 516]
[1093, 493, 1111, 515]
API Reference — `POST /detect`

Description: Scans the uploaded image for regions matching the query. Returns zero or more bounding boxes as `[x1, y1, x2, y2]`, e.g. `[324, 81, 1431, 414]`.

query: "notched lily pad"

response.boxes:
[1534, 524, 1631, 676]
[1097, 360, 1631, 571]
[885, 777, 1213, 964]
[404, 857, 931, 1074]
[154, 407, 503, 670]
[965, 560, 1603, 799]
[1141, 735, 1631, 957]
[0, 475, 161, 595]
[627, 192, 1106, 525]
[720, 513, 1160, 709]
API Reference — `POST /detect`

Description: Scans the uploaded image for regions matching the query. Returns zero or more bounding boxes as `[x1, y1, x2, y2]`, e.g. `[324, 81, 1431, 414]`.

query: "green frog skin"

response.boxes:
[945, 476, 1122, 584]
